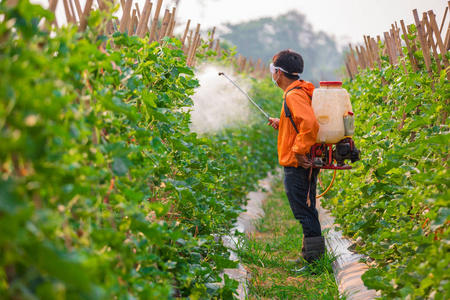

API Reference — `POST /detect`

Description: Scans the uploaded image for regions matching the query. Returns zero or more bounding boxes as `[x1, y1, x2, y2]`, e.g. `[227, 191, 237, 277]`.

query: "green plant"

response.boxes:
[321, 28, 450, 299]
[0, 1, 282, 298]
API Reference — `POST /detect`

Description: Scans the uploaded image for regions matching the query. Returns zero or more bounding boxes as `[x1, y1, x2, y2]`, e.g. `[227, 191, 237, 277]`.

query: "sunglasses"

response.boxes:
[269, 63, 299, 75]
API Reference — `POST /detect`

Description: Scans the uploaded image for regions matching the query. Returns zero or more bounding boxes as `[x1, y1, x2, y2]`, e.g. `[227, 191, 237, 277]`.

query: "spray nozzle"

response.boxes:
[218, 72, 224, 76]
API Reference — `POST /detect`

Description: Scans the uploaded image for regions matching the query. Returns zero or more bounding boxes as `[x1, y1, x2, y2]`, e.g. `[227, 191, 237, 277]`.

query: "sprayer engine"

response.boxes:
[311, 138, 361, 170]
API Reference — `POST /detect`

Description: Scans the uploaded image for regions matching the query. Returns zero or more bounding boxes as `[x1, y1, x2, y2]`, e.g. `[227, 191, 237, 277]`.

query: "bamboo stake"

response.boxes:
[73, 0, 83, 20]
[68, 0, 79, 22]
[187, 24, 201, 65]
[423, 13, 443, 74]
[149, 0, 164, 43]
[133, 13, 139, 34]
[188, 32, 201, 66]
[400, 20, 419, 72]
[208, 27, 216, 49]
[47, 0, 59, 27]
[345, 60, 353, 79]
[384, 32, 396, 65]
[62, 0, 74, 23]
[181, 20, 191, 46]
[185, 31, 194, 64]
[392, 25, 407, 73]
[440, 7, 448, 33]
[136, 0, 152, 38]
[348, 44, 359, 75]
[166, 7, 176, 38]
[240, 56, 247, 72]
[97, 0, 109, 11]
[214, 38, 221, 54]
[363, 35, 374, 68]
[444, 1, 450, 49]
[169, 21, 176, 38]
[157, 9, 171, 42]
[128, 9, 137, 35]
[185, 30, 193, 54]
[428, 10, 450, 80]
[362, 46, 371, 69]
[370, 37, 382, 71]
[355, 46, 364, 69]
[119, 0, 133, 33]
[78, 0, 93, 32]
[413, 9, 434, 78]
[135, 3, 141, 18]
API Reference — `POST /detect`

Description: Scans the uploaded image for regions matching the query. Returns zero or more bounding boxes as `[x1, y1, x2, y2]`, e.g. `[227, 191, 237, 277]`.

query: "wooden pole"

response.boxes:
[68, 0, 79, 22]
[413, 9, 434, 78]
[119, 0, 133, 33]
[440, 7, 448, 33]
[392, 25, 407, 73]
[444, 1, 450, 50]
[187, 24, 200, 66]
[167, 7, 176, 38]
[428, 10, 450, 80]
[208, 27, 216, 49]
[400, 20, 419, 72]
[348, 44, 359, 75]
[73, 0, 83, 20]
[214, 39, 221, 54]
[363, 35, 374, 68]
[128, 9, 137, 35]
[384, 32, 396, 65]
[149, 0, 164, 43]
[135, 3, 141, 19]
[157, 9, 171, 42]
[47, 0, 59, 27]
[181, 20, 191, 46]
[78, 0, 93, 32]
[62, 0, 74, 23]
[370, 37, 382, 71]
[136, 0, 152, 38]
[355, 46, 364, 69]
[188, 31, 201, 66]
[423, 13, 443, 74]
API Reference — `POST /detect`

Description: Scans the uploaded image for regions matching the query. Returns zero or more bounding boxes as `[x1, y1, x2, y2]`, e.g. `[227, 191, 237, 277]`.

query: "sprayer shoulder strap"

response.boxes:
[284, 87, 313, 134]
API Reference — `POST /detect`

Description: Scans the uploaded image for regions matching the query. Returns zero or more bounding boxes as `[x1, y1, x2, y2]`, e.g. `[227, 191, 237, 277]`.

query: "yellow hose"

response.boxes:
[317, 169, 337, 199]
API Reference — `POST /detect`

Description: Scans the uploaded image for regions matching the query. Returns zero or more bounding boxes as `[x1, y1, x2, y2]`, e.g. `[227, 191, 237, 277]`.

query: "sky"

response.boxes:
[169, 0, 447, 48]
[33, 0, 448, 50]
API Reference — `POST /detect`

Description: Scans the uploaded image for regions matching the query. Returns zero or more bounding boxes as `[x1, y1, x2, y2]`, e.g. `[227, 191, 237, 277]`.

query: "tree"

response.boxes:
[219, 11, 342, 85]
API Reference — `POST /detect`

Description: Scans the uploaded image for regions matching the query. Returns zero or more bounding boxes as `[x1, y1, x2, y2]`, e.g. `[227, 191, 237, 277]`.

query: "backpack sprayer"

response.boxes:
[218, 73, 360, 197]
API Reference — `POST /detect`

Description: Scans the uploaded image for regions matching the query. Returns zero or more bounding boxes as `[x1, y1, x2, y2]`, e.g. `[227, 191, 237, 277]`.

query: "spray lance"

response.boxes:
[218, 72, 270, 119]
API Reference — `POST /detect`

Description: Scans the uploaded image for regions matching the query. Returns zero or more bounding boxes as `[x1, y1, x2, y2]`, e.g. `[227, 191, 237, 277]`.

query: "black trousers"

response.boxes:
[283, 166, 321, 237]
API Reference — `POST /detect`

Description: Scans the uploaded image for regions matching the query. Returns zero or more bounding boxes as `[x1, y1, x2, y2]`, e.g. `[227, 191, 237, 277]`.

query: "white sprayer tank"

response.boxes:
[312, 81, 354, 144]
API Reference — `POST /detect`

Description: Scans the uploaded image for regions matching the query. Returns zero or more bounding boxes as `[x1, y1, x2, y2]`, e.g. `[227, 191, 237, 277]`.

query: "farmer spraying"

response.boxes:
[267, 49, 325, 268]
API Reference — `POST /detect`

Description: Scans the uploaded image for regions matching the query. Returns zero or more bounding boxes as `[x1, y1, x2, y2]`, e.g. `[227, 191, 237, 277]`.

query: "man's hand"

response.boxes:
[295, 154, 312, 169]
[268, 118, 280, 130]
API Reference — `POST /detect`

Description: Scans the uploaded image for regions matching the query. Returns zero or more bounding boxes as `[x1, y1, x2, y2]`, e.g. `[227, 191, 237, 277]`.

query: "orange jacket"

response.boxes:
[277, 80, 319, 167]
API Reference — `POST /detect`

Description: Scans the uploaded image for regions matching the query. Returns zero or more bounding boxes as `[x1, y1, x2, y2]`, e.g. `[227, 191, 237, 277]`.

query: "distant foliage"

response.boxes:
[219, 11, 343, 85]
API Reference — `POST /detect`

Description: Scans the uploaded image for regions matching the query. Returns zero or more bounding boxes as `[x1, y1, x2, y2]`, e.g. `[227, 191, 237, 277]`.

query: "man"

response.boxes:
[268, 49, 325, 267]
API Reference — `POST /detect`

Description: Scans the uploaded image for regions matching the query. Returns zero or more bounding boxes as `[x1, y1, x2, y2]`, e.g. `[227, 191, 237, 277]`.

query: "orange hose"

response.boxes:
[317, 169, 337, 199]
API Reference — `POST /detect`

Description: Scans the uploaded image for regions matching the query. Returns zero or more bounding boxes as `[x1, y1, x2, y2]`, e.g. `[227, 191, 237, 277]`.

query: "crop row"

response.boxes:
[322, 25, 450, 299]
[0, 1, 282, 298]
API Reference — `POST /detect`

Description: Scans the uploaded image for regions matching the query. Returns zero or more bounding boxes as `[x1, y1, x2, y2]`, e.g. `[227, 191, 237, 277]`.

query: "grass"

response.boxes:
[234, 180, 346, 300]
